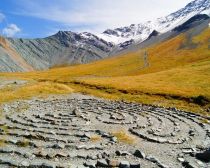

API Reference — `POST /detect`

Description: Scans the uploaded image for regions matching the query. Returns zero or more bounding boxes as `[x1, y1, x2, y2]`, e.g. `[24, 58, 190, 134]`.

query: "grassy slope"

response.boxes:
[0, 28, 209, 115]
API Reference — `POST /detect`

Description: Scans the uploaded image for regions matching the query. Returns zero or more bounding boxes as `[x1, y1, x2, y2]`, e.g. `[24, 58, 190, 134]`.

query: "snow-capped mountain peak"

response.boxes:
[97, 0, 210, 45]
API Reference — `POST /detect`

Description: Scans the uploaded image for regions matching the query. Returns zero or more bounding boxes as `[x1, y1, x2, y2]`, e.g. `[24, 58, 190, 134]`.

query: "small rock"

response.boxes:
[51, 143, 65, 149]
[9, 139, 18, 144]
[130, 163, 140, 168]
[116, 150, 131, 156]
[23, 152, 33, 159]
[177, 157, 185, 162]
[77, 154, 87, 159]
[133, 149, 146, 159]
[76, 145, 86, 150]
[95, 130, 110, 137]
[146, 155, 159, 163]
[55, 152, 68, 157]
[54, 158, 59, 162]
[107, 159, 120, 167]
[97, 153, 102, 159]
[96, 159, 109, 167]
[157, 137, 167, 143]
[196, 160, 204, 166]
[189, 129, 195, 136]
[182, 149, 193, 154]
[35, 150, 48, 157]
[182, 161, 197, 168]
[111, 137, 118, 143]
[72, 108, 80, 115]
[101, 151, 109, 158]
[20, 160, 30, 167]
[46, 153, 56, 159]
[196, 148, 210, 162]
[30, 161, 55, 168]
[120, 161, 130, 168]
[50, 131, 56, 135]
[84, 133, 91, 139]
[84, 161, 96, 168]
[80, 138, 89, 142]
[87, 155, 97, 160]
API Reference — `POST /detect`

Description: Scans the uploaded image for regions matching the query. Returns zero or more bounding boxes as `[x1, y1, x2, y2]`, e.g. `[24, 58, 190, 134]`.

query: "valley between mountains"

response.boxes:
[0, 0, 210, 167]
[0, 20, 209, 168]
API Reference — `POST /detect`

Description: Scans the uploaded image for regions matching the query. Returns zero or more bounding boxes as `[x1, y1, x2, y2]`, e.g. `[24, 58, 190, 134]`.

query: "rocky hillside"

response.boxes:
[0, 31, 114, 72]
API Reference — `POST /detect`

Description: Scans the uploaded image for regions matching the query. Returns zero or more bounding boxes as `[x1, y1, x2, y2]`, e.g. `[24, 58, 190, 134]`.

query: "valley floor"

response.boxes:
[0, 25, 209, 168]
[1, 28, 209, 116]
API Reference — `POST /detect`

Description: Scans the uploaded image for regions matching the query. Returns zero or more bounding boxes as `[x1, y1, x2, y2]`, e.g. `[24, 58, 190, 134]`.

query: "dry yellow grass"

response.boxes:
[90, 135, 102, 142]
[200, 118, 210, 124]
[0, 139, 6, 147]
[111, 129, 136, 144]
[0, 81, 73, 104]
[0, 125, 9, 134]
[16, 139, 30, 147]
[7, 28, 207, 80]
[0, 28, 209, 115]
[78, 60, 210, 99]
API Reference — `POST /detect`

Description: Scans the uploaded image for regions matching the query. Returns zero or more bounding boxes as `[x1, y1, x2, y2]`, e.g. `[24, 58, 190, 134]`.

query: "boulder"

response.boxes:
[196, 149, 210, 162]
[96, 159, 109, 167]
[177, 157, 185, 162]
[116, 150, 131, 156]
[130, 163, 141, 168]
[111, 136, 118, 143]
[84, 161, 96, 168]
[120, 161, 130, 168]
[107, 159, 120, 167]
[133, 149, 146, 159]
[20, 160, 30, 167]
[182, 161, 197, 168]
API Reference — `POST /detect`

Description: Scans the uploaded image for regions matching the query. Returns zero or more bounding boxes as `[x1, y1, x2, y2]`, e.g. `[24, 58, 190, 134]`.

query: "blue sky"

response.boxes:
[0, 0, 192, 38]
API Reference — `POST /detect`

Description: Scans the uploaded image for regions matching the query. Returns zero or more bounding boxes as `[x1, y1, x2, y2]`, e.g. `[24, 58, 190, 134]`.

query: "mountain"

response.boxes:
[0, 0, 209, 72]
[98, 0, 210, 44]
[118, 13, 209, 53]
[0, 31, 114, 72]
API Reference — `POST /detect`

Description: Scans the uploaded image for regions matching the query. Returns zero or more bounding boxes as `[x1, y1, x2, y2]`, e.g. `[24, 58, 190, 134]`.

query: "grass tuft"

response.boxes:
[111, 129, 136, 144]
[90, 135, 102, 142]
[16, 139, 30, 147]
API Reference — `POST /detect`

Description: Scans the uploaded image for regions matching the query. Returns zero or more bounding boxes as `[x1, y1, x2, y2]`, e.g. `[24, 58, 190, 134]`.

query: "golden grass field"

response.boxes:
[0, 28, 209, 116]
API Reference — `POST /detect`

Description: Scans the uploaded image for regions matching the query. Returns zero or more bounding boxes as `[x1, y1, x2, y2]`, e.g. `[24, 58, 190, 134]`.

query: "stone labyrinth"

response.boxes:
[0, 94, 209, 168]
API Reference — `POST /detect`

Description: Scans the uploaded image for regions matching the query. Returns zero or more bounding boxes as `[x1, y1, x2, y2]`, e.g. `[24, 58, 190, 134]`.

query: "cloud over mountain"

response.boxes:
[3, 24, 21, 37]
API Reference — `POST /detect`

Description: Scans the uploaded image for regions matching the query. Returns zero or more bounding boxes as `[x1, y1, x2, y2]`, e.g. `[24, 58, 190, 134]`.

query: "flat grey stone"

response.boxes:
[120, 161, 130, 168]
[20, 160, 30, 167]
[96, 159, 109, 167]
[84, 161, 96, 168]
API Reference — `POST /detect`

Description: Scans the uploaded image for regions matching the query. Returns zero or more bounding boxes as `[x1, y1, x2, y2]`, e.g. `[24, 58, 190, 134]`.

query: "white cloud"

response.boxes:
[0, 12, 5, 22]
[14, 0, 193, 32]
[3, 24, 21, 37]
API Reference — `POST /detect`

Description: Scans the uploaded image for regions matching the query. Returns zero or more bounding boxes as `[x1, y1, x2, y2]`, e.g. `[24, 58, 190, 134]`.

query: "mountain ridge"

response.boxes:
[98, 0, 210, 44]
[0, 0, 209, 72]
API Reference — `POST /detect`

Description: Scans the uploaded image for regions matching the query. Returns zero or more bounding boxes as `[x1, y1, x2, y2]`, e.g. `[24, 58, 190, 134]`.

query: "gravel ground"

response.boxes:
[0, 93, 209, 168]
